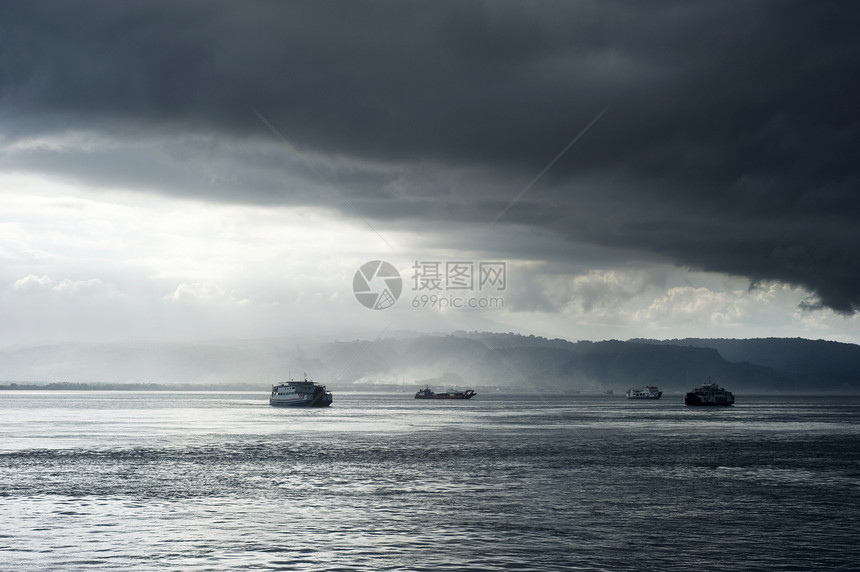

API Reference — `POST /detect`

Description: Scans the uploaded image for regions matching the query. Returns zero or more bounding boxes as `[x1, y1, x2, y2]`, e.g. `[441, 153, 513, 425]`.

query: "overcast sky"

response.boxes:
[1, 0, 858, 346]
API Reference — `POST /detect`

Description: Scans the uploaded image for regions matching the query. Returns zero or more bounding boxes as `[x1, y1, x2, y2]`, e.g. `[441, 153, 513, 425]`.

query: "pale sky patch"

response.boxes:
[1, 169, 857, 345]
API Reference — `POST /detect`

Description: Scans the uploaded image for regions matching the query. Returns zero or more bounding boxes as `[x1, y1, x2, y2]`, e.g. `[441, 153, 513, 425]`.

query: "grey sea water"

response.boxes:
[1, 391, 859, 571]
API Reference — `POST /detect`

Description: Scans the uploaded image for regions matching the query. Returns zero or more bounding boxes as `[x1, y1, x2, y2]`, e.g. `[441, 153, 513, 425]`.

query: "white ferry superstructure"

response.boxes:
[626, 386, 663, 399]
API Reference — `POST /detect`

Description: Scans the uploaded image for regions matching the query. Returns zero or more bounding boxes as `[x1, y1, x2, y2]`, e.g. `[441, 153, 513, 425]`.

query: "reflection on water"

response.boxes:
[1, 392, 859, 571]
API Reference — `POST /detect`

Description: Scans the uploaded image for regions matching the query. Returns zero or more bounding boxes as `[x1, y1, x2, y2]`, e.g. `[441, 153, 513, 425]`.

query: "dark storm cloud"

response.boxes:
[2, 1, 859, 312]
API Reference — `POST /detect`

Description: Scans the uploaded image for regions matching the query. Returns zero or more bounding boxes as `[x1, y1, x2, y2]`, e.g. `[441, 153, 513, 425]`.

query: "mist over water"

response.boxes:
[1, 391, 858, 571]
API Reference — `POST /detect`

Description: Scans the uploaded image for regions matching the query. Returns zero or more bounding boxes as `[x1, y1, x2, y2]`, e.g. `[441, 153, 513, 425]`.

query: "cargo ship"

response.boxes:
[414, 386, 477, 399]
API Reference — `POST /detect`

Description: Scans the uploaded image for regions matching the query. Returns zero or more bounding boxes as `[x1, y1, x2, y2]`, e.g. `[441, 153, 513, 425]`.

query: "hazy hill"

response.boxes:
[0, 333, 857, 393]
[632, 338, 860, 391]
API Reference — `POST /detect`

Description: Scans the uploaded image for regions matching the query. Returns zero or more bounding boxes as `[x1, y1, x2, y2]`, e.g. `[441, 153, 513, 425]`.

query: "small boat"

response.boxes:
[626, 386, 662, 399]
[270, 375, 332, 407]
[684, 379, 734, 406]
[414, 385, 477, 399]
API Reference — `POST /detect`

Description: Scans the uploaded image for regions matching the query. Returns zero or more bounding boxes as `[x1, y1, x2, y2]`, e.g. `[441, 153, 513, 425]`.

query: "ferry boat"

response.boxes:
[684, 379, 734, 406]
[626, 386, 662, 399]
[270, 375, 332, 407]
[414, 386, 477, 400]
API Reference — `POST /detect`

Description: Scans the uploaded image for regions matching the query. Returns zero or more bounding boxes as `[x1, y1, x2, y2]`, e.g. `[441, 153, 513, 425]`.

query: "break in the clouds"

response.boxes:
[1, 0, 859, 344]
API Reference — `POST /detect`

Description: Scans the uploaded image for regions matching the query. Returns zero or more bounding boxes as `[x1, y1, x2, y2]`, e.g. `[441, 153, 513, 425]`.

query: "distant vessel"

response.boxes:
[603, 390, 614, 395]
[684, 379, 734, 406]
[626, 386, 662, 399]
[415, 386, 477, 400]
[270, 375, 332, 407]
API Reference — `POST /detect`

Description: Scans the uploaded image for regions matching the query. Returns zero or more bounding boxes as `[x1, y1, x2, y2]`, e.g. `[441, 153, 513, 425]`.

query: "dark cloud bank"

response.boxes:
[2, 1, 859, 312]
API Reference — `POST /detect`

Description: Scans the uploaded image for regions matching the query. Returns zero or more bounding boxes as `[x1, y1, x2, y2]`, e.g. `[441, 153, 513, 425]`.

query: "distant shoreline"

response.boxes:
[2, 382, 858, 396]
[0, 382, 261, 391]
[0, 382, 485, 392]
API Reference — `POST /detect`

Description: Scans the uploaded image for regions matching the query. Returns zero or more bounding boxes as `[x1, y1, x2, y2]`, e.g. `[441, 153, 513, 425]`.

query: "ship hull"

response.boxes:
[270, 395, 332, 407]
[684, 394, 733, 406]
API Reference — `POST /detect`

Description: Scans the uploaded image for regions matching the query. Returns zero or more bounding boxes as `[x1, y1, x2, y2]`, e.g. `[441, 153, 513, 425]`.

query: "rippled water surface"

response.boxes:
[2, 391, 859, 571]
